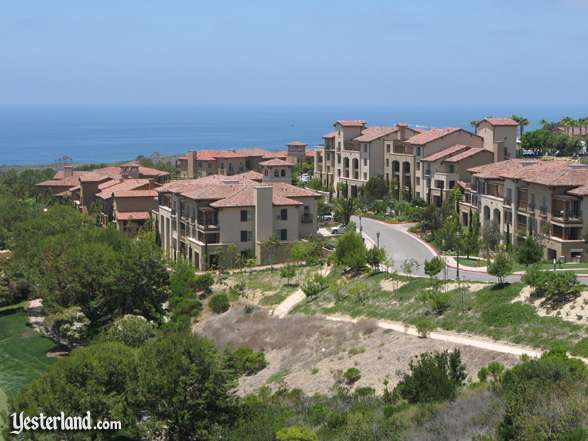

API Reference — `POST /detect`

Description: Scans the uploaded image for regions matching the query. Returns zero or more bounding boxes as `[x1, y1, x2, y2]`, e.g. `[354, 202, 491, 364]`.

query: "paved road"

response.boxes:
[353, 216, 522, 283]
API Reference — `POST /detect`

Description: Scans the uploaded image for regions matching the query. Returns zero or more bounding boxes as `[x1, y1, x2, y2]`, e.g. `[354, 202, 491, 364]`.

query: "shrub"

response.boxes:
[194, 273, 214, 293]
[394, 349, 467, 404]
[343, 367, 361, 385]
[523, 267, 581, 306]
[302, 272, 329, 298]
[415, 318, 436, 338]
[425, 256, 445, 279]
[209, 293, 230, 314]
[225, 347, 267, 376]
[275, 426, 319, 441]
[103, 314, 157, 348]
[487, 252, 514, 285]
[515, 236, 543, 266]
[280, 265, 296, 286]
[45, 306, 90, 348]
[366, 246, 386, 272]
[335, 229, 367, 274]
[481, 303, 535, 327]
[429, 291, 451, 315]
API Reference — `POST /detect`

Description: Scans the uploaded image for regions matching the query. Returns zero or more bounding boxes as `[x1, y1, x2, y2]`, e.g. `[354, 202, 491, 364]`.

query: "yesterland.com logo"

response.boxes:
[10, 411, 122, 434]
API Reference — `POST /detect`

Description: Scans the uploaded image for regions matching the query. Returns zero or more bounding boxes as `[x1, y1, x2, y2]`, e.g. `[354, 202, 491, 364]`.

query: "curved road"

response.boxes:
[353, 216, 521, 283]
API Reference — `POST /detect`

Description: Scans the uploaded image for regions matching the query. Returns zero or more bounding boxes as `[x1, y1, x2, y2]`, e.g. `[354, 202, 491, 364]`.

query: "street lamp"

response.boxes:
[455, 230, 462, 280]
[376, 231, 380, 248]
[359, 215, 363, 234]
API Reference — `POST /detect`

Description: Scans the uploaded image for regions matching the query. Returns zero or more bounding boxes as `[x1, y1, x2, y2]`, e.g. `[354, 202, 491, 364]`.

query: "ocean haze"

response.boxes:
[0, 106, 585, 165]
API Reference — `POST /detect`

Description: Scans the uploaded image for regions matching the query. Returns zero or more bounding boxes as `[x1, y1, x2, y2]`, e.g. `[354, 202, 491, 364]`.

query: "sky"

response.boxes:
[1, 0, 587, 108]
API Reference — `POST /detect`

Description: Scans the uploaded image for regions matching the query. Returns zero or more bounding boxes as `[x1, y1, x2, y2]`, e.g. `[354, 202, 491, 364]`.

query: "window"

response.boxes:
[416, 147, 421, 156]
[386, 158, 389, 167]
[363, 144, 368, 152]
[240, 210, 248, 222]
[280, 228, 288, 241]
[337, 141, 341, 149]
[416, 162, 421, 171]
[240, 230, 248, 242]
[363, 158, 367, 166]
[220, 161, 225, 169]
[416, 177, 421, 185]
[363, 172, 367, 180]
[273, 169, 279, 177]
[448, 164, 455, 173]
[280, 208, 288, 220]
[264, 168, 268, 176]
[386, 143, 391, 153]
[337, 169, 341, 176]
[337, 154, 341, 164]
[280, 169, 286, 177]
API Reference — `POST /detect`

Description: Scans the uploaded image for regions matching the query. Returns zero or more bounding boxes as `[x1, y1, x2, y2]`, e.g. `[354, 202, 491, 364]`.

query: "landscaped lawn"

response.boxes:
[293, 270, 588, 357]
[456, 257, 487, 267]
[456, 257, 588, 274]
[0, 302, 57, 431]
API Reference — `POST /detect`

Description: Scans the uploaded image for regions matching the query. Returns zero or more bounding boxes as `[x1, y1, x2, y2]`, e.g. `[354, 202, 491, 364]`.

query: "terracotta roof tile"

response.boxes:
[444, 147, 490, 163]
[353, 126, 400, 142]
[422, 144, 471, 162]
[481, 117, 519, 127]
[405, 128, 463, 145]
[259, 158, 293, 167]
[115, 211, 151, 220]
[322, 131, 336, 139]
[113, 190, 158, 198]
[335, 120, 366, 127]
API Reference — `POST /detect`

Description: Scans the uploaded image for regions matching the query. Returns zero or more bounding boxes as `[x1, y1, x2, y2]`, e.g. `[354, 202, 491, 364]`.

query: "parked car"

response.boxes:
[330, 224, 346, 235]
[319, 213, 334, 222]
[299, 173, 311, 183]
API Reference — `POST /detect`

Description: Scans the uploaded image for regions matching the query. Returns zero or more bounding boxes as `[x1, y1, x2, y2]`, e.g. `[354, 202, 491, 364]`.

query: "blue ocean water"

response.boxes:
[0, 106, 581, 165]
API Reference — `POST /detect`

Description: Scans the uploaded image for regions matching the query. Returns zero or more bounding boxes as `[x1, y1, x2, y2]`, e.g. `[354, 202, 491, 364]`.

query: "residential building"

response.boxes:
[287, 141, 308, 164]
[37, 162, 169, 233]
[314, 131, 336, 189]
[327, 121, 420, 197]
[154, 172, 320, 269]
[474, 117, 519, 162]
[459, 159, 588, 262]
[177, 148, 288, 179]
[260, 158, 294, 183]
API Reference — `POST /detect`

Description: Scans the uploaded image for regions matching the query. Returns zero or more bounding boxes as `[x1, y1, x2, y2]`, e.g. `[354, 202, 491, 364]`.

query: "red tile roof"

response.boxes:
[480, 117, 519, 127]
[405, 128, 463, 145]
[335, 120, 366, 127]
[259, 158, 293, 167]
[322, 131, 336, 139]
[287, 141, 307, 146]
[422, 144, 471, 162]
[444, 147, 489, 163]
[210, 187, 302, 208]
[113, 190, 158, 198]
[236, 170, 263, 181]
[96, 179, 154, 199]
[353, 126, 400, 142]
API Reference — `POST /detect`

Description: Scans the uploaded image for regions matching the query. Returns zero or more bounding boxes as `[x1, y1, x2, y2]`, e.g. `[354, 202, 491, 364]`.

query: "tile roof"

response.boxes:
[405, 128, 463, 145]
[322, 131, 336, 139]
[185, 148, 288, 161]
[335, 120, 366, 127]
[444, 147, 489, 163]
[236, 170, 263, 181]
[259, 158, 293, 167]
[480, 117, 519, 127]
[157, 174, 319, 209]
[96, 179, 154, 199]
[287, 141, 307, 146]
[353, 126, 400, 142]
[422, 144, 470, 162]
[113, 190, 158, 198]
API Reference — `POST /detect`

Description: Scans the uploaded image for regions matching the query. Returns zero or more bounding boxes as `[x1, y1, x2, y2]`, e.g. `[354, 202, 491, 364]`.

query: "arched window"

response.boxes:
[280, 169, 286, 177]
[274, 169, 279, 177]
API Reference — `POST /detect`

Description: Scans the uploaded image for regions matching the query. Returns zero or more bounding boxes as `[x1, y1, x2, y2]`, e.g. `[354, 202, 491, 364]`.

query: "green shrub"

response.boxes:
[343, 367, 361, 385]
[394, 349, 466, 404]
[415, 318, 435, 338]
[275, 425, 318, 441]
[523, 267, 581, 306]
[194, 273, 214, 293]
[209, 293, 230, 314]
[225, 347, 267, 376]
[573, 338, 588, 357]
[103, 314, 156, 348]
[302, 272, 329, 298]
[429, 291, 451, 315]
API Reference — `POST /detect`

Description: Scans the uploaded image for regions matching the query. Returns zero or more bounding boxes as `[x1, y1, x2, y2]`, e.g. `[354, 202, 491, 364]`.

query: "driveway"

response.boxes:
[353, 216, 521, 283]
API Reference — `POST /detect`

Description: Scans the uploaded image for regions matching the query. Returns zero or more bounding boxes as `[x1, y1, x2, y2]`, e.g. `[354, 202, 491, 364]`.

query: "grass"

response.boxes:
[456, 258, 487, 267]
[457, 258, 588, 274]
[266, 368, 289, 385]
[0, 303, 57, 411]
[293, 270, 588, 357]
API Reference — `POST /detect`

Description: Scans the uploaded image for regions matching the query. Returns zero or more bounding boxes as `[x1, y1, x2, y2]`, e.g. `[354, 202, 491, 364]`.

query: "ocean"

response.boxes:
[0, 106, 582, 166]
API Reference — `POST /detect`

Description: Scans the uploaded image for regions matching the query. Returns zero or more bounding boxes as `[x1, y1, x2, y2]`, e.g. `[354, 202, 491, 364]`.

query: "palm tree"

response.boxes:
[470, 120, 480, 133]
[333, 197, 356, 225]
[511, 115, 529, 138]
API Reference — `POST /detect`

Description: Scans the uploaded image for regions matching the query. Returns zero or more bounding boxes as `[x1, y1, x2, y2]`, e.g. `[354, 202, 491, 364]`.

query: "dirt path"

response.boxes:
[270, 265, 331, 318]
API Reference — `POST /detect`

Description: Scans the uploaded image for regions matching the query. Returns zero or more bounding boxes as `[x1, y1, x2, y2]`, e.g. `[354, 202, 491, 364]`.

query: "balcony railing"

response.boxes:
[343, 142, 360, 151]
[551, 210, 582, 222]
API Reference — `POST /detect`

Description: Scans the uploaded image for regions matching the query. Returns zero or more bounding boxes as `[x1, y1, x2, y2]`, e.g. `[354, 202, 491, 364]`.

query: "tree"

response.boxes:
[280, 264, 296, 286]
[301, 272, 329, 298]
[14, 342, 139, 439]
[515, 236, 543, 266]
[131, 334, 237, 440]
[333, 197, 355, 225]
[401, 258, 419, 277]
[362, 176, 389, 202]
[424, 256, 445, 280]
[103, 314, 157, 348]
[261, 235, 280, 270]
[461, 225, 480, 259]
[523, 266, 581, 306]
[343, 367, 362, 385]
[209, 293, 230, 314]
[470, 120, 480, 132]
[334, 229, 367, 274]
[366, 246, 386, 272]
[487, 251, 514, 286]
[481, 221, 501, 255]
[394, 349, 466, 404]
[511, 114, 529, 138]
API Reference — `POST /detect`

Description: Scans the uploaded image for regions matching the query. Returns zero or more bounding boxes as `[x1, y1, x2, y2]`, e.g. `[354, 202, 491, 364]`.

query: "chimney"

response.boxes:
[129, 165, 139, 178]
[187, 150, 197, 179]
[63, 165, 73, 178]
[397, 123, 408, 140]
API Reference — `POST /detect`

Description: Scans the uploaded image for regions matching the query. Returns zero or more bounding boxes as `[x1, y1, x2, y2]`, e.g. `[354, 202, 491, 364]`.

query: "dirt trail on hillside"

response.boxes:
[194, 306, 519, 396]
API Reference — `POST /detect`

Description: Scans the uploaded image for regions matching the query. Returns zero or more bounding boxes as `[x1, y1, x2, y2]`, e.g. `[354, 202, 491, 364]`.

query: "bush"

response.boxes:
[415, 318, 436, 338]
[302, 272, 329, 298]
[366, 246, 386, 272]
[45, 306, 90, 348]
[194, 273, 214, 293]
[481, 303, 536, 327]
[335, 229, 367, 274]
[424, 256, 445, 279]
[343, 367, 361, 385]
[225, 347, 268, 376]
[515, 236, 543, 266]
[523, 267, 581, 306]
[275, 426, 319, 441]
[103, 314, 157, 348]
[394, 349, 467, 404]
[487, 252, 514, 285]
[429, 291, 451, 315]
[209, 293, 230, 314]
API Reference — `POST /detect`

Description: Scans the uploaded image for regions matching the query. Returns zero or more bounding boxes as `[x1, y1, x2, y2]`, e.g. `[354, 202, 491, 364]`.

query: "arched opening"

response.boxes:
[483, 206, 491, 221]
[493, 208, 501, 225]
[352, 158, 359, 179]
[280, 169, 286, 177]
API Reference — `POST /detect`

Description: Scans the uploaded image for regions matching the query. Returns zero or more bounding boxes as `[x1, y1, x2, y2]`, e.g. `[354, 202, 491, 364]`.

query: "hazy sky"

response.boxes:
[1, 0, 587, 107]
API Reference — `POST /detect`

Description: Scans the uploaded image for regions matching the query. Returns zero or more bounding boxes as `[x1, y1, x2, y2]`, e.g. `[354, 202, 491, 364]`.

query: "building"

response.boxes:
[314, 117, 519, 201]
[154, 172, 320, 269]
[37, 163, 169, 233]
[459, 159, 588, 262]
[287, 141, 308, 164]
[177, 148, 288, 179]
[260, 158, 294, 183]
[475, 117, 519, 162]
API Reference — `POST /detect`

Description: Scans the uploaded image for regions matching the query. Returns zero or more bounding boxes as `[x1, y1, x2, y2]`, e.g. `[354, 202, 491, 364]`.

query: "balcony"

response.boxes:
[551, 209, 582, 223]
[343, 142, 360, 151]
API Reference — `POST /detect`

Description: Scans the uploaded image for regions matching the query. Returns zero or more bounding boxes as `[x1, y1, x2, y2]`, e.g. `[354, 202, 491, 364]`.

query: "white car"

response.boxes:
[319, 213, 334, 222]
[330, 224, 346, 235]
[299, 173, 311, 183]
